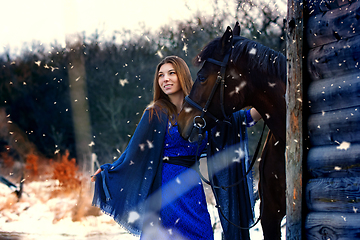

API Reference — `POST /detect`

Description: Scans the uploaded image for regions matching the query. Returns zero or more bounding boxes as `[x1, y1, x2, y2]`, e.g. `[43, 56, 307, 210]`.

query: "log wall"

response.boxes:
[304, 0, 360, 238]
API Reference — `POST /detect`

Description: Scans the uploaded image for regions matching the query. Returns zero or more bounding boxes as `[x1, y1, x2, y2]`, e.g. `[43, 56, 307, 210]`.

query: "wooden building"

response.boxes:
[287, 0, 360, 239]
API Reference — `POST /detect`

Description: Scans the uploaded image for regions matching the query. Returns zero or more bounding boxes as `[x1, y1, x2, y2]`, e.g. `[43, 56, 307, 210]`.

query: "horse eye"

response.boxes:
[198, 76, 207, 82]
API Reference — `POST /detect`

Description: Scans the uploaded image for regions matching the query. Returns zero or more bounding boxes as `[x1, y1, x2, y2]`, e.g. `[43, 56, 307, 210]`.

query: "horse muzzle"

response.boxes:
[187, 116, 207, 143]
[178, 114, 207, 143]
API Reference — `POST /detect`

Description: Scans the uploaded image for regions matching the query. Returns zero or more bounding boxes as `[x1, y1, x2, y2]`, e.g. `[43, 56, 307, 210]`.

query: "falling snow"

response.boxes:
[184, 107, 192, 113]
[268, 82, 276, 88]
[229, 82, 247, 97]
[146, 140, 154, 149]
[336, 141, 351, 150]
[139, 143, 145, 151]
[119, 79, 129, 87]
[249, 48, 257, 55]
[233, 148, 245, 162]
[128, 211, 140, 224]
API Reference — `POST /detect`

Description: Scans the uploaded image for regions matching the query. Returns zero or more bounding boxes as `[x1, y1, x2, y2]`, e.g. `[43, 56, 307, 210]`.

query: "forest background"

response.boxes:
[0, 0, 286, 189]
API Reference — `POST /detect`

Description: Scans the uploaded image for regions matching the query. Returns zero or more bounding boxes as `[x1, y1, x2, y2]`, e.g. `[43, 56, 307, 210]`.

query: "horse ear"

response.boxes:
[220, 26, 233, 53]
[233, 22, 241, 36]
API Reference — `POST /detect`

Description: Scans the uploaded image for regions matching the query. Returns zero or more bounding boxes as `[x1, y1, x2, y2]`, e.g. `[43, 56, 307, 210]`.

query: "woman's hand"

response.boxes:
[250, 108, 262, 122]
[91, 168, 102, 182]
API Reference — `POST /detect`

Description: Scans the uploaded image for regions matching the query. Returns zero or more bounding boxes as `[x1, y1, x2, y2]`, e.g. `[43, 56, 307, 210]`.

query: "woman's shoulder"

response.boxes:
[142, 103, 168, 124]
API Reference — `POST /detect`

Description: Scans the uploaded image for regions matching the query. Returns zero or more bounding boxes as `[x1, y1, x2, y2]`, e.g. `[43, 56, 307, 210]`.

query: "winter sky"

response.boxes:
[0, 0, 233, 55]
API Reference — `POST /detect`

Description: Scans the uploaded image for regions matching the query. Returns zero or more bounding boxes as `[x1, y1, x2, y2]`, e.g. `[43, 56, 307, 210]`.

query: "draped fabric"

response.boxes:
[92, 108, 167, 236]
[207, 109, 255, 240]
[92, 108, 254, 239]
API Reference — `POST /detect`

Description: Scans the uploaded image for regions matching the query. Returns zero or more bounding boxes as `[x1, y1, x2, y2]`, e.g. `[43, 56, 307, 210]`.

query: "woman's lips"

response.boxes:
[164, 84, 172, 89]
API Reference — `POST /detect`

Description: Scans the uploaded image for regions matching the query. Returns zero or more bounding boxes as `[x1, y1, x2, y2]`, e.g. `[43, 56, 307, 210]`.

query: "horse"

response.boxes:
[177, 22, 286, 240]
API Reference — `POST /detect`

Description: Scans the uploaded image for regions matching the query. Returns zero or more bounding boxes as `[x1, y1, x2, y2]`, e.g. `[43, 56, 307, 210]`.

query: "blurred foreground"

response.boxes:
[0, 178, 221, 240]
[0, 179, 135, 240]
[0, 177, 280, 240]
[0, 147, 285, 240]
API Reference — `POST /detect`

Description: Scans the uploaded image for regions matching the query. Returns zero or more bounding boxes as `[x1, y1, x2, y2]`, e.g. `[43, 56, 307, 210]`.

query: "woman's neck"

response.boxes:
[169, 92, 185, 113]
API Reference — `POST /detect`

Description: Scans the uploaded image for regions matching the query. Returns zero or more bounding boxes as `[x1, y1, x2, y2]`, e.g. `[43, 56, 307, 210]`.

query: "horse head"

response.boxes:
[178, 22, 253, 142]
[178, 22, 286, 143]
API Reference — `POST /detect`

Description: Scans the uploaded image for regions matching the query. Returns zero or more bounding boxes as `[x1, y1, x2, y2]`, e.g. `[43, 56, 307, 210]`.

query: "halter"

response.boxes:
[184, 48, 233, 137]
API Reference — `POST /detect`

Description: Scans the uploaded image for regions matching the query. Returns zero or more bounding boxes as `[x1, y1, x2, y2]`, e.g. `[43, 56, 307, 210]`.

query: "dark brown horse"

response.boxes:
[177, 23, 286, 240]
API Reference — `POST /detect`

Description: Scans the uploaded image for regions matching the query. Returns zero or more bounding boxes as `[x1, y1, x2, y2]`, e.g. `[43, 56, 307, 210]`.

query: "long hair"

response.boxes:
[148, 56, 193, 124]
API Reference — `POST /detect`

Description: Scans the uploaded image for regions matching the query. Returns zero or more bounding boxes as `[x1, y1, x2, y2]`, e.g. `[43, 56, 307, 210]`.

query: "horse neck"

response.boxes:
[257, 96, 286, 143]
[246, 73, 286, 143]
[250, 76, 286, 141]
[232, 45, 286, 142]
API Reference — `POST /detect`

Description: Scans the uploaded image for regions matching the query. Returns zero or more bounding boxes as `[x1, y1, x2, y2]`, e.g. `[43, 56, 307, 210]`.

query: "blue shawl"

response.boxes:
[207, 109, 255, 240]
[92, 108, 167, 236]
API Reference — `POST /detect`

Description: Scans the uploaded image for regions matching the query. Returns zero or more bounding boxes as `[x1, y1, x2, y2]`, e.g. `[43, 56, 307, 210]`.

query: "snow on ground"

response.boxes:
[0, 179, 284, 240]
[0, 179, 136, 240]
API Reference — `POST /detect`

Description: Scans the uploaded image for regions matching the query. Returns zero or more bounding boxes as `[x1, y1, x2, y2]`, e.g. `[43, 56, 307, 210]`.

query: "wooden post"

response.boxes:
[67, 35, 93, 177]
[286, 0, 304, 239]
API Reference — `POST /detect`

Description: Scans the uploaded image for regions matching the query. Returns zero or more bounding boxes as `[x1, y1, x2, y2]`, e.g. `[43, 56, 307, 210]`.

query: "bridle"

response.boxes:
[184, 48, 233, 139]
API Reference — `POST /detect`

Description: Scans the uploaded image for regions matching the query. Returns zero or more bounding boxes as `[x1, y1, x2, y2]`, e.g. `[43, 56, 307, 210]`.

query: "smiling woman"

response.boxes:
[91, 55, 215, 240]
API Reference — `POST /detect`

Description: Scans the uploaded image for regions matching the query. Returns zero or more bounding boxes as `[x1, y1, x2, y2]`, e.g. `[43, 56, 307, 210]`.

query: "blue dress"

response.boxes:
[155, 121, 213, 240]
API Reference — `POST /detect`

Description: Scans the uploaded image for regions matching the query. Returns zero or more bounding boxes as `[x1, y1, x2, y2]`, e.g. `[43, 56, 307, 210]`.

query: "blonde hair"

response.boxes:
[148, 56, 193, 124]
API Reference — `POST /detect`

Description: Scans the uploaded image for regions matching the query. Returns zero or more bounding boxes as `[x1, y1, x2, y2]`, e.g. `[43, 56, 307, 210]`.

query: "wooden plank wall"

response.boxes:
[304, 0, 360, 238]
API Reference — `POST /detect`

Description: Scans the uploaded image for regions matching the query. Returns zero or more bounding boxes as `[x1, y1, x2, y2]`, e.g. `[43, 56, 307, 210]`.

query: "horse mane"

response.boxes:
[193, 38, 221, 66]
[194, 36, 286, 84]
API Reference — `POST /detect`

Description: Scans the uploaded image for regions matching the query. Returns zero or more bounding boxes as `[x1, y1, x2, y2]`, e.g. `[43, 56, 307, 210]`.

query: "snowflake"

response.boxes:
[119, 79, 128, 86]
[268, 82, 276, 87]
[336, 141, 350, 150]
[184, 107, 192, 113]
[249, 48, 257, 55]
[229, 81, 247, 97]
[128, 211, 140, 224]
[147, 140, 154, 149]
[233, 148, 245, 162]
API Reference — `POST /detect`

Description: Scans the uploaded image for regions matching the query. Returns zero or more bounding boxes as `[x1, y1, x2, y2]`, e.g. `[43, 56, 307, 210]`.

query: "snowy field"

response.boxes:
[0, 179, 285, 240]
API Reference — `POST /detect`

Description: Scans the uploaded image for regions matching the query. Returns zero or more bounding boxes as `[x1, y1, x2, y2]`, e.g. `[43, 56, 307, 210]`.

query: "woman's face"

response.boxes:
[158, 63, 182, 97]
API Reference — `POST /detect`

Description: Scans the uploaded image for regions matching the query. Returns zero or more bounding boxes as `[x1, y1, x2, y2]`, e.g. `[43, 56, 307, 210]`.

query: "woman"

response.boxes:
[91, 56, 261, 240]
